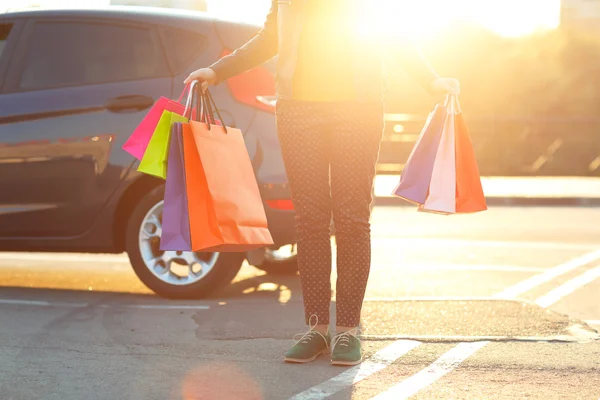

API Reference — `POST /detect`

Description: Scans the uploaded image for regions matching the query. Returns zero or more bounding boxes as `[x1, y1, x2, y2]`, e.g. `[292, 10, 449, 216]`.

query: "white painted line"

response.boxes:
[494, 249, 600, 299]
[585, 320, 600, 326]
[98, 304, 211, 310]
[364, 297, 512, 302]
[0, 298, 210, 310]
[289, 340, 420, 400]
[535, 266, 600, 308]
[0, 299, 58, 307]
[367, 249, 600, 399]
[0, 298, 88, 308]
[0, 252, 129, 263]
[360, 334, 590, 343]
[371, 238, 598, 251]
[292, 250, 600, 400]
[373, 264, 545, 273]
[370, 342, 488, 400]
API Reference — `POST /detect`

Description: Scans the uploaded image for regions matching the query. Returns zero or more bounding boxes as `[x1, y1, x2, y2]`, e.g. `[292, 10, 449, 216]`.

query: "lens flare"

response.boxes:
[180, 362, 263, 400]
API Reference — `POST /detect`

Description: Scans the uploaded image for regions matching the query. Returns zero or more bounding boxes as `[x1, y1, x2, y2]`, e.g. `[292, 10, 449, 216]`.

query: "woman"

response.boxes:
[185, 0, 459, 366]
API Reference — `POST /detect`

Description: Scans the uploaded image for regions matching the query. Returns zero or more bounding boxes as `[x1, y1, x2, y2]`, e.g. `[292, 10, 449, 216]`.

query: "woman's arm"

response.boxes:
[208, 0, 279, 84]
[390, 39, 440, 93]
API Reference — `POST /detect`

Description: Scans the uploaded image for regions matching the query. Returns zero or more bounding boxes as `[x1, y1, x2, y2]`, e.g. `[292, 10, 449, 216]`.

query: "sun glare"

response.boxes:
[207, 0, 561, 40]
[3, 0, 561, 39]
[368, 0, 561, 38]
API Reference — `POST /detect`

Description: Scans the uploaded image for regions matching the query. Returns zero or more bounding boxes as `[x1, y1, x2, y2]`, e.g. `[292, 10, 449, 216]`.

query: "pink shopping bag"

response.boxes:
[122, 84, 193, 160]
[393, 102, 447, 205]
[419, 96, 457, 215]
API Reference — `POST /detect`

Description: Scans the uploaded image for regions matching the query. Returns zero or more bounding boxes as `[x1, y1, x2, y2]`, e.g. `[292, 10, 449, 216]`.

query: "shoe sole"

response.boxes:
[284, 349, 329, 364]
[330, 358, 363, 366]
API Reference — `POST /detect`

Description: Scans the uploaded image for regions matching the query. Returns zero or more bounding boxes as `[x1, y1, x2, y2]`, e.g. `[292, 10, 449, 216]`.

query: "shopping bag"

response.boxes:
[136, 111, 189, 179]
[393, 102, 447, 205]
[183, 90, 274, 252]
[454, 99, 487, 213]
[418, 103, 457, 215]
[136, 81, 200, 179]
[159, 122, 192, 251]
[122, 83, 193, 160]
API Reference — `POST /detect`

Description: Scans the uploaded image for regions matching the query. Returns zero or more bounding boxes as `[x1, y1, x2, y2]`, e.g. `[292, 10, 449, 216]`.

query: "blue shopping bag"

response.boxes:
[160, 122, 192, 251]
[393, 102, 447, 205]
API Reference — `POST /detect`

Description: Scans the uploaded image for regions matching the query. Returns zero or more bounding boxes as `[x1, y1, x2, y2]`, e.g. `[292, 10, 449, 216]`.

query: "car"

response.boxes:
[0, 6, 299, 299]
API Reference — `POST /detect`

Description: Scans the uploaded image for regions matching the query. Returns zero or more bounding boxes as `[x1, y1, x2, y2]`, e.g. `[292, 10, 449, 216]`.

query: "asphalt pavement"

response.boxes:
[1, 205, 599, 400]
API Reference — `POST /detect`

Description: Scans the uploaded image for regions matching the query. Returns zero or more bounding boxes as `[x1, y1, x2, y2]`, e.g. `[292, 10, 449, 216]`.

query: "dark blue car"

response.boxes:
[0, 6, 298, 298]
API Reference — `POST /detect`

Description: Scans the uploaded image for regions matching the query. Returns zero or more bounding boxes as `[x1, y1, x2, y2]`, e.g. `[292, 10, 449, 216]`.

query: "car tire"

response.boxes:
[254, 245, 299, 275]
[125, 185, 245, 299]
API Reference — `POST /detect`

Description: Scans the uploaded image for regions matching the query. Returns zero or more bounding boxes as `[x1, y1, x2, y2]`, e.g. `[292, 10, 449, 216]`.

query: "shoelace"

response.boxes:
[331, 327, 361, 352]
[292, 314, 328, 346]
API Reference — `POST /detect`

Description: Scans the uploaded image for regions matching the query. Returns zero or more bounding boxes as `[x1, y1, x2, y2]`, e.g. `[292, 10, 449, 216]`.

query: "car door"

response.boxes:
[0, 16, 171, 238]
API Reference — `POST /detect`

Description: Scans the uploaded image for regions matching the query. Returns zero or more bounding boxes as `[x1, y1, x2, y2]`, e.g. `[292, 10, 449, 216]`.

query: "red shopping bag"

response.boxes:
[454, 100, 487, 213]
[182, 90, 274, 252]
[122, 83, 194, 160]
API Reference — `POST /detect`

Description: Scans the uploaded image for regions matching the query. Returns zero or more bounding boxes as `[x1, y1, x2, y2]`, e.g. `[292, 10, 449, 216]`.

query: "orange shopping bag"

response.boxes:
[454, 98, 487, 213]
[182, 90, 274, 252]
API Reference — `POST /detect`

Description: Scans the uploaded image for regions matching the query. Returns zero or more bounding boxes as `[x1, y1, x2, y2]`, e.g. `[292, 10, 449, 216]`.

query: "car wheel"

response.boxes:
[254, 244, 298, 275]
[125, 185, 245, 299]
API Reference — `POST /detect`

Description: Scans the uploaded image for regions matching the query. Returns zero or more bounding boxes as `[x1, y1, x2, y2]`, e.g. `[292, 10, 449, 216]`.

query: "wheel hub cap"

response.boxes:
[138, 200, 219, 286]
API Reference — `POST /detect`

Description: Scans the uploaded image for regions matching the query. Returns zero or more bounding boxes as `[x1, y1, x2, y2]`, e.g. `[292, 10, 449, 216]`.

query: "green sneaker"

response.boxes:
[331, 329, 362, 366]
[284, 329, 330, 363]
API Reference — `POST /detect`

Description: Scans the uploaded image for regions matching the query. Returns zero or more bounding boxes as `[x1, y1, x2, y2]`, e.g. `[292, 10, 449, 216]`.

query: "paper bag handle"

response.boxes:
[182, 80, 199, 119]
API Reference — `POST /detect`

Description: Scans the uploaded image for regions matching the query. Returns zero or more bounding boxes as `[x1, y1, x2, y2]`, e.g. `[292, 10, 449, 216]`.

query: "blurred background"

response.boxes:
[3, 0, 599, 177]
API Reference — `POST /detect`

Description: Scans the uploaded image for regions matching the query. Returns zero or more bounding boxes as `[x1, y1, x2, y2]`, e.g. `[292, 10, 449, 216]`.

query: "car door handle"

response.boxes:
[104, 95, 154, 113]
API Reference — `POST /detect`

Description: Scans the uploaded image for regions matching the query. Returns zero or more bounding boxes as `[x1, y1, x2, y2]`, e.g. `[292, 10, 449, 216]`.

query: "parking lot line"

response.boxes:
[370, 341, 489, 400]
[0, 298, 210, 310]
[288, 340, 420, 400]
[0, 298, 75, 307]
[535, 266, 600, 308]
[359, 333, 593, 342]
[288, 249, 600, 400]
[373, 264, 546, 273]
[368, 249, 600, 400]
[0, 252, 129, 262]
[493, 249, 600, 299]
[372, 238, 598, 251]
[99, 304, 211, 310]
[364, 297, 520, 302]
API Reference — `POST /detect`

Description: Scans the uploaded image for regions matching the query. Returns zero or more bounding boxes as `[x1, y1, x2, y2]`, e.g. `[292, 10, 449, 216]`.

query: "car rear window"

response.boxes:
[160, 27, 206, 73]
[0, 24, 12, 59]
[19, 21, 169, 90]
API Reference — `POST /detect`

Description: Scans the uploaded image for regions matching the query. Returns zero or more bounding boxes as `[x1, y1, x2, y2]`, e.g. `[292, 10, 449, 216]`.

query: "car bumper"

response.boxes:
[259, 182, 296, 248]
[264, 206, 296, 248]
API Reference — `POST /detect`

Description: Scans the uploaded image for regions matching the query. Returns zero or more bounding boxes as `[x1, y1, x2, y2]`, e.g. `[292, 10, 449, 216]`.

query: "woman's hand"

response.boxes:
[184, 68, 217, 91]
[429, 77, 460, 97]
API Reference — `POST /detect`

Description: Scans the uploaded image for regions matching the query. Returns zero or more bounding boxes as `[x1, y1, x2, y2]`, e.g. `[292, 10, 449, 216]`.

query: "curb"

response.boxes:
[374, 196, 600, 207]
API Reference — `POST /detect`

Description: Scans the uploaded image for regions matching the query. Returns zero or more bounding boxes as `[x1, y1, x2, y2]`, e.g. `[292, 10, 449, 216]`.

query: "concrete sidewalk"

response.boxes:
[374, 176, 600, 206]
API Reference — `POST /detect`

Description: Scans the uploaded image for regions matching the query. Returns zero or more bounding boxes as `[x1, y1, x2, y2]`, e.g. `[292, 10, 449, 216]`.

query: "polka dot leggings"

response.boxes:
[276, 99, 384, 327]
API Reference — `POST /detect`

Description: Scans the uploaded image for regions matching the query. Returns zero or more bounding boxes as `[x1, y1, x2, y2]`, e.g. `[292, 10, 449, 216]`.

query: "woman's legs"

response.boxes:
[329, 101, 384, 329]
[276, 100, 333, 329]
[276, 99, 383, 363]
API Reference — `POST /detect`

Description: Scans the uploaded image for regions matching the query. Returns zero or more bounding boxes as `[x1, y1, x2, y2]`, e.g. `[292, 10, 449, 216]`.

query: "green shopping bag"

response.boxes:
[137, 110, 188, 179]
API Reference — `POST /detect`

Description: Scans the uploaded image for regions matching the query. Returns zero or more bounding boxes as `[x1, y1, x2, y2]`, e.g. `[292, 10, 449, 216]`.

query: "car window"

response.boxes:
[19, 21, 169, 90]
[0, 24, 12, 59]
[160, 27, 206, 73]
